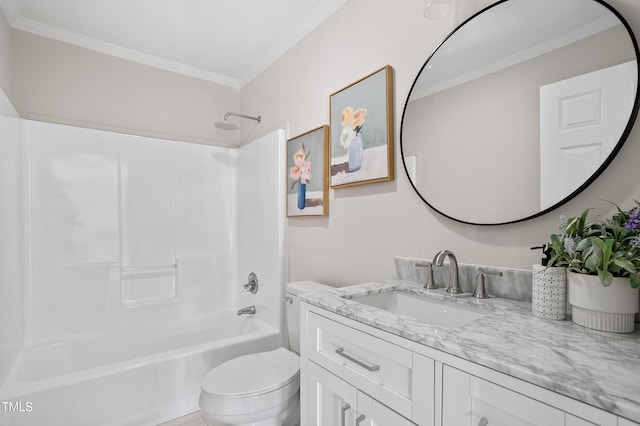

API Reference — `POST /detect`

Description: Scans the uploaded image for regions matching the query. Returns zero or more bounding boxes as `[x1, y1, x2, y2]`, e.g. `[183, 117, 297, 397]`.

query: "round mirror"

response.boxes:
[401, 0, 639, 225]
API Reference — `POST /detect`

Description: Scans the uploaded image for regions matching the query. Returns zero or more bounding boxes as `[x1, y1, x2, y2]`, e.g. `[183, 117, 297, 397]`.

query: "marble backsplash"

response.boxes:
[393, 256, 533, 303]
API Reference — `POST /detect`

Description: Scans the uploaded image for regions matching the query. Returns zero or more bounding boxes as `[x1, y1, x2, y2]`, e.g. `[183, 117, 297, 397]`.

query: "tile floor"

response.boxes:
[158, 411, 207, 426]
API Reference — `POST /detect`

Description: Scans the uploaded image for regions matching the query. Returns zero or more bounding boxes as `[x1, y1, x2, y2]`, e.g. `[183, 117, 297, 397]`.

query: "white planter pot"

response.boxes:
[568, 272, 639, 333]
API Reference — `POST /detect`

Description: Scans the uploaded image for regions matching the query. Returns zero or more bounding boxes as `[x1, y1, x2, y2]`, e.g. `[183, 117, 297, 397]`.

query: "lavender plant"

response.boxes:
[547, 201, 640, 288]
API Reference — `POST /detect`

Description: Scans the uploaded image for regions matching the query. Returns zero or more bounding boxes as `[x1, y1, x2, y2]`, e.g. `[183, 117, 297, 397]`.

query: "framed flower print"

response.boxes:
[329, 65, 394, 188]
[286, 125, 329, 217]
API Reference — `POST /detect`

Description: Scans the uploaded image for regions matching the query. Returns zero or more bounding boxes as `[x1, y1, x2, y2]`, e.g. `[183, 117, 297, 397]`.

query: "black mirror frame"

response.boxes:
[400, 0, 640, 226]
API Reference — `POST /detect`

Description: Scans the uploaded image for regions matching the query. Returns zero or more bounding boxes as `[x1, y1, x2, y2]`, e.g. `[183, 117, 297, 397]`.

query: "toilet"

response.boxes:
[199, 281, 330, 426]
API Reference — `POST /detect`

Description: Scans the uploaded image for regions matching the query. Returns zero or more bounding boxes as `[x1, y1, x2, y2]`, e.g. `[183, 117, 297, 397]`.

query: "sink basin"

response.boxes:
[348, 290, 490, 328]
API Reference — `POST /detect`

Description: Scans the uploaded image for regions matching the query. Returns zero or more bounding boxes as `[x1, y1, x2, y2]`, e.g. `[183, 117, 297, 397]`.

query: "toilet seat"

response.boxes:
[200, 347, 300, 421]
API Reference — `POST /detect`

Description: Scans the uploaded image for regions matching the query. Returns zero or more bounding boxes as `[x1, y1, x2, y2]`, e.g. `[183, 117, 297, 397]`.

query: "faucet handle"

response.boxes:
[416, 263, 437, 289]
[243, 272, 259, 294]
[473, 268, 502, 299]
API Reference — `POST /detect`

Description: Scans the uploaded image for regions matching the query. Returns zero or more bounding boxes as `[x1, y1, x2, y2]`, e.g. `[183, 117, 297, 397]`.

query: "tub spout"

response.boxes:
[237, 305, 256, 316]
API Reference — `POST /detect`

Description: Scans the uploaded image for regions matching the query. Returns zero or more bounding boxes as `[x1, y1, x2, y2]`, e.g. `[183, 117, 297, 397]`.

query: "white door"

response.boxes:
[539, 61, 637, 210]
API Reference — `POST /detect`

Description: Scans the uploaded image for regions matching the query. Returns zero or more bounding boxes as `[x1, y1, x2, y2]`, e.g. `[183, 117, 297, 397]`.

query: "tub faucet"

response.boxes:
[237, 305, 256, 316]
[433, 250, 462, 294]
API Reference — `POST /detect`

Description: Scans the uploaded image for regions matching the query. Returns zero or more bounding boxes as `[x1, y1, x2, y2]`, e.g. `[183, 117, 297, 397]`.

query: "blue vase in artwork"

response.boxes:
[348, 133, 363, 172]
[297, 182, 306, 209]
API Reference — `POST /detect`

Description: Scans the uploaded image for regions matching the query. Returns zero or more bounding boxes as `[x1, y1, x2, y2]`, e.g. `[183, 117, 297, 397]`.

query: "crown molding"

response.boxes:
[10, 16, 242, 88]
[412, 15, 620, 100]
[2, 0, 347, 89]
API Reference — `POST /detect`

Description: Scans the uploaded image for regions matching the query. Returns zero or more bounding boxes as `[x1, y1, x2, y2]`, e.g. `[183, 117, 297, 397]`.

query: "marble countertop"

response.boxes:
[301, 280, 640, 423]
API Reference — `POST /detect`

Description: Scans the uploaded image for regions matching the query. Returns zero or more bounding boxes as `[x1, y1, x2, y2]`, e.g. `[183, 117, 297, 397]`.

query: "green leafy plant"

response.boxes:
[546, 201, 640, 288]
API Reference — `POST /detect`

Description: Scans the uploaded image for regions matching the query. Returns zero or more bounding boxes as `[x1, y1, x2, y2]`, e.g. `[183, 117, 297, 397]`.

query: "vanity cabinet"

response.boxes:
[304, 311, 434, 425]
[301, 303, 638, 426]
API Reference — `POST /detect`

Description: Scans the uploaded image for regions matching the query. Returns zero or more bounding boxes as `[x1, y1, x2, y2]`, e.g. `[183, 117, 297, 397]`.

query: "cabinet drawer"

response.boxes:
[357, 390, 415, 426]
[443, 366, 564, 426]
[307, 312, 414, 418]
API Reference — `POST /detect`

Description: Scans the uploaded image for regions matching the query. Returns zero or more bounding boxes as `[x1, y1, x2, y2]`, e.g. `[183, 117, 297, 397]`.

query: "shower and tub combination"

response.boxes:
[0, 111, 286, 425]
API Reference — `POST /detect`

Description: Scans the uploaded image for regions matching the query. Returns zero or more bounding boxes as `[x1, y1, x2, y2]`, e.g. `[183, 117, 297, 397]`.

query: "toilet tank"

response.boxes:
[285, 281, 331, 354]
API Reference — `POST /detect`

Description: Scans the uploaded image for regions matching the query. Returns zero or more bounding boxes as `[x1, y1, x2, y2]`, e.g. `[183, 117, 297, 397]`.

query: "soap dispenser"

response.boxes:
[530, 246, 566, 320]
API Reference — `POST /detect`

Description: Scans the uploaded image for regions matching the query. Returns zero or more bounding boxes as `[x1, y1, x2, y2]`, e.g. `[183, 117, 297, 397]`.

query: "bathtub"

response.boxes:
[0, 312, 279, 426]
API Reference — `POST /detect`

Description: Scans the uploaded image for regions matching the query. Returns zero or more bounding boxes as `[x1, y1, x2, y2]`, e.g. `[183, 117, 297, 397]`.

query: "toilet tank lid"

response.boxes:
[286, 281, 331, 296]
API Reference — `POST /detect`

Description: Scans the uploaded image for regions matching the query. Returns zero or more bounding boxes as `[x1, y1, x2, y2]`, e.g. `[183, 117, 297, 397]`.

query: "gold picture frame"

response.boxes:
[329, 65, 394, 188]
[286, 125, 329, 217]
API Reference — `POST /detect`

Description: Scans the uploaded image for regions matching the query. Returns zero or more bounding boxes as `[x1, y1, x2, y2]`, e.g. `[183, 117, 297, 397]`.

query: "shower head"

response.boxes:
[214, 112, 261, 131]
[214, 120, 239, 131]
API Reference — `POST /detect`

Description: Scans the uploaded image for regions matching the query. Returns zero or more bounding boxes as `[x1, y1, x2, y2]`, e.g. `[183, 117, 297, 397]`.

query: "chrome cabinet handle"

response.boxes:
[340, 403, 350, 426]
[478, 417, 488, 426]
[356, 414, 366, 425]
[335, 347, 380, 372]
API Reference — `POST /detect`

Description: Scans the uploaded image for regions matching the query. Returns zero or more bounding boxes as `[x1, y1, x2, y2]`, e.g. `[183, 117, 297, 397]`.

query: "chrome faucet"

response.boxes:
[433, 250, 462, 294]
[237, 305, 256, 316]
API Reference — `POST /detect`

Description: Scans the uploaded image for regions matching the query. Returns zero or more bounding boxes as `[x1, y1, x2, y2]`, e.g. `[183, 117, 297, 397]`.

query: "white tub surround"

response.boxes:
[300, 280, 640, 423]
[0, 118, 286, 425]
[0, 113, 23, 390]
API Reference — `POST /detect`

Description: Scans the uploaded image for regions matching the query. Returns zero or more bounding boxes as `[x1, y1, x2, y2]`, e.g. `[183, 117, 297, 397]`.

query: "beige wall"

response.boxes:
[243, 0, 640, 286]
[5, 0, 640, 287]
[11, 30, 243, 147]
[0, 8, 12, 100]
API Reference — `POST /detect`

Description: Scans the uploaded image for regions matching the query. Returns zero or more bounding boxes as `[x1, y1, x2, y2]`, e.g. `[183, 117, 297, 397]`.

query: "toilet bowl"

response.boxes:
[199, 281, 329, 426]
[199, 348, 300, 426]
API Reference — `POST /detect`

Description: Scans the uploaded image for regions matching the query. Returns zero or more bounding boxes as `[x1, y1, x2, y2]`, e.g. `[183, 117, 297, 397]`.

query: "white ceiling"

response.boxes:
[0, 0, 347, 88]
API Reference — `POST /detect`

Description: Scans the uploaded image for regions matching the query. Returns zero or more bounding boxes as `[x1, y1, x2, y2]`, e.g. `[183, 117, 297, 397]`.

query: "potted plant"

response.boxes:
[546, 201, 640, 333]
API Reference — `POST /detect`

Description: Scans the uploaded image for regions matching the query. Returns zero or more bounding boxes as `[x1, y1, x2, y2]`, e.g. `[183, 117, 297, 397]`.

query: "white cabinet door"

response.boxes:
[307, 360, 357, 426]
[442, 366, 564, 426]
[307, 360, 414, 426]
[619, 418, 640, 426]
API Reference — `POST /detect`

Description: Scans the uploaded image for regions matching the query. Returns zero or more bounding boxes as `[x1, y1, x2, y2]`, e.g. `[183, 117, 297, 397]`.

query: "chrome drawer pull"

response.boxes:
[478, 417, 488, 426]
[341, 403, 350, 426]
[356, 414, 366, 425]
[335, 347, 380, 371]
